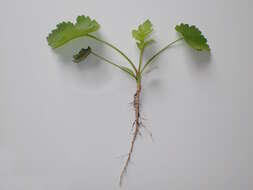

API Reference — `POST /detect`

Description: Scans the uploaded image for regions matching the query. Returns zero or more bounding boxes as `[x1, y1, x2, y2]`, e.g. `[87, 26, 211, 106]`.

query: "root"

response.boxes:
[140, 122, 154, 141]
[119, 83, 141, 186]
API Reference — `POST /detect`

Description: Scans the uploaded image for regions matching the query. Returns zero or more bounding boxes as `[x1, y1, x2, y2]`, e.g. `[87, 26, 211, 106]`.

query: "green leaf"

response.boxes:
[73, 46, 92, 63]
[132, 19, 154, 50]
[132, 19, 153, 41]
[175, 23, 210, 51]
[47, 15, 100, 48]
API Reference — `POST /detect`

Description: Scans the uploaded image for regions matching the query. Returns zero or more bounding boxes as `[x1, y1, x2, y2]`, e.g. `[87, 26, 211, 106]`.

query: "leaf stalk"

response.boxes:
[90, 51, 136, 79]
[141, 37, 183, 73]
[87, 34, 138, 73]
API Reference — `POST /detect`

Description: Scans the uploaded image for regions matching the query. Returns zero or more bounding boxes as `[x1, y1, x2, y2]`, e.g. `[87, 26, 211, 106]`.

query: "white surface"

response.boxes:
[0, 0, 252, 189]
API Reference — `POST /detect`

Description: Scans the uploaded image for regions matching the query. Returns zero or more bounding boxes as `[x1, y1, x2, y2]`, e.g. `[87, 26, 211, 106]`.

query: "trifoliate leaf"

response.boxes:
[175, 23, 210, 51]
[132, 19, 154, 50]
[73, 47, 92, 63]
[47, 15, 100, 48]
[132, 20, 153, 41]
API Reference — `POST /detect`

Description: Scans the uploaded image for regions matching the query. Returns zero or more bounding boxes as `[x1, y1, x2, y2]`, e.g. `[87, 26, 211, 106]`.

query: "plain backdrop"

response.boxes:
[0, 0, 252, 189]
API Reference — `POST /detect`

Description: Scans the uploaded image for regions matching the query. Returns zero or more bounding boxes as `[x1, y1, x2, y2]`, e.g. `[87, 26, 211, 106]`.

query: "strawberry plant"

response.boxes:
[47, 15, 210, 185]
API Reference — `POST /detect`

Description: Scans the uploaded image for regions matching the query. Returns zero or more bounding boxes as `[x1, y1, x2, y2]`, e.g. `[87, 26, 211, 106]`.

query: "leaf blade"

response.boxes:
[47, 15, 100, 48]
[72, 46, 92, 63]
[175, 23, 210, 51]
[132, 19, 154, 50]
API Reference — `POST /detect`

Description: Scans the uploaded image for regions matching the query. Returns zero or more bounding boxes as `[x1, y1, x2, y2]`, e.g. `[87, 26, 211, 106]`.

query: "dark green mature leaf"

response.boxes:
[132, 19, 154, 50]
[175, 23, 210, 51]
[47, 15, 100, 48]
[73, 47, 92, 63]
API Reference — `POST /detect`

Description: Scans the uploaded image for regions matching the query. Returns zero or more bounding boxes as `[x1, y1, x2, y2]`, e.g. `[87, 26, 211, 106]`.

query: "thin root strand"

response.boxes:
[119, 83, 141, 186]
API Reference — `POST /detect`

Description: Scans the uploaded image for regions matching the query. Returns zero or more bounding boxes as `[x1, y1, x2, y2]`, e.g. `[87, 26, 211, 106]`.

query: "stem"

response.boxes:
[90, 51, 136, 79]
[141, 37, 183, 73]
[87, 34, 137, 73]
[136, 48, 144, 85]
[138, 48, 144, 72]
[120, 82, 141, 186]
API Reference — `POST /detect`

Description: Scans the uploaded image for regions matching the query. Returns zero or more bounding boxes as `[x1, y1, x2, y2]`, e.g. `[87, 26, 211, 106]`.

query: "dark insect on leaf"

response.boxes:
[73, 46, 92, 63]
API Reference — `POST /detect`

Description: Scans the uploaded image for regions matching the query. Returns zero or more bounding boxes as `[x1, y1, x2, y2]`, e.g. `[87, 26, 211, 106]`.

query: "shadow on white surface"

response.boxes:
[185, 47, 212, 69]
[48, 32, 116, 90]
[53, 32, 105, 64]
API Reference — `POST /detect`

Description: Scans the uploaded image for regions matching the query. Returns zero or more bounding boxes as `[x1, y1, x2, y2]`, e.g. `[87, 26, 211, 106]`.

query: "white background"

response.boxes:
[0, 0, 252, 189]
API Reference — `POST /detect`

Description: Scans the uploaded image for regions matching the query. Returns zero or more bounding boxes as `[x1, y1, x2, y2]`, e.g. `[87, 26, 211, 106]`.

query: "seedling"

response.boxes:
[47, 15, 210, 185]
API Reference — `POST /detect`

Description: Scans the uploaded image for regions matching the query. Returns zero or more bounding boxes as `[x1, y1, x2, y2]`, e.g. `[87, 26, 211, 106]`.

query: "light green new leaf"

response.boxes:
[73, 47, 91, 63]
[175, 23, 210, 51]
[132, 19, 154, 50]
[132, 19, 153, 41]
[47, 15, 100, 48]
